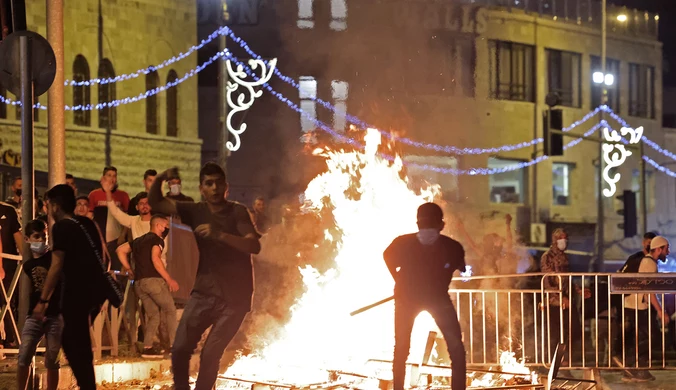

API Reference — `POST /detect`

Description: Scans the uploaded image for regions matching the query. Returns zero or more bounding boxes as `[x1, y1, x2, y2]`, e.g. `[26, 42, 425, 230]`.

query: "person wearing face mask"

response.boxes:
[5, 176, 21, 209]
[17, 219, 63, 390]
[166, 178, 194, 202]
[541, 228, 587, 365]
[611, 236, 670, 382]
[384, 203, 467, 390]
[117, 215, 178, 358]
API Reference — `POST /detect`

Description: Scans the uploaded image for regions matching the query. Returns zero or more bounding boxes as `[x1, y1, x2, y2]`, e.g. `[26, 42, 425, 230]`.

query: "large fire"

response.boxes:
[225, 129, 439, 384]
[222, 129, 538, 389]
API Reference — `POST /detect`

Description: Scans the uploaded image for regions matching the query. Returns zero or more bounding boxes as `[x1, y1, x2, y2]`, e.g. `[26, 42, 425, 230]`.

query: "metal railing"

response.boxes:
[447, 272, 676, 372]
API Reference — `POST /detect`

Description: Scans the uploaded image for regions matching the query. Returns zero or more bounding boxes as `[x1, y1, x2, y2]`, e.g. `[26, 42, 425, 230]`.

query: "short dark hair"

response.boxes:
[25, 219, 47, 236]
[644, 232, 658, 240]
[417, 202, 443, 223]
[103, 166, 117, 176]
[12, 176, 21, 185]
[135, 191, 148, 201]
[66, 173, 74, 180]
[46, 184, 76, 214]
[199, 162, 226, 185]
[150, 214, 168, 225]
[144, 169, 157, 180]
[76, 195, 89, 203]
[255, 196, 265, 202]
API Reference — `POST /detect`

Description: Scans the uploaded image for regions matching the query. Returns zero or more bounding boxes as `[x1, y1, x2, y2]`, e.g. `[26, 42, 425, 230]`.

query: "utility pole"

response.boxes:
[47, 0, 65, 189]
[595, 0, 606, 272]
[217, 0, 229, 170]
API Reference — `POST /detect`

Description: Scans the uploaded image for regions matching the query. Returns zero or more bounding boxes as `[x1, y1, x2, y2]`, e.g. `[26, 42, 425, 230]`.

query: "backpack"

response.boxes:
[619, 252, 644, 274]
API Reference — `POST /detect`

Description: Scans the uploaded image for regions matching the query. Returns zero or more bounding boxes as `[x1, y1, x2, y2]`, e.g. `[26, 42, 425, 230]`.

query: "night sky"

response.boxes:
[610, 0, 675, 86]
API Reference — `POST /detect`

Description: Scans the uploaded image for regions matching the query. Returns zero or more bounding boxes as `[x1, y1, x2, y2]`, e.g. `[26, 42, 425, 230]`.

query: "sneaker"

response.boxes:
[633, 371, 656, 382]
[141, 346, 164, 359]
[612, 356, 634, 378]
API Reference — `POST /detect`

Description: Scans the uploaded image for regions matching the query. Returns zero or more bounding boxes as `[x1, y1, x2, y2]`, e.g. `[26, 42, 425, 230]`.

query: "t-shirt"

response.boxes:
[383, 233, 466, 301]
[23, 252, 62, 316]
[0, 202, 21, 256]
[88, 188, 130, 243]
[624, 256, 658, 310]
[132, 232, 165, 281]
[167, 193, 194, 202]
[176, 200, 258, 310]
[52, 216, 108, 309]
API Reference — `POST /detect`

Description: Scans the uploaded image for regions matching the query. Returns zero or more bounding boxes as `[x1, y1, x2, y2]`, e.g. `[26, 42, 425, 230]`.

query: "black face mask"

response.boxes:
[646, 245, 651, 253]
[15, 189, 21, 197]
[161, 227, 170, 239]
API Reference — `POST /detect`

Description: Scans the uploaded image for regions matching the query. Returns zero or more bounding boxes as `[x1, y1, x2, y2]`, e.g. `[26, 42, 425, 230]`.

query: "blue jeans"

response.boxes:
[172, 292, 247, 390]
[18, 316, 63, 369]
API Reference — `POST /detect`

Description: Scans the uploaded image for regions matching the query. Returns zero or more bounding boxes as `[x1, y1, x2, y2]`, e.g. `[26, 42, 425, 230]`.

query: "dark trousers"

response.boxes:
[394, 296, 465, 390]
[614, 308, 650, 368]
[62, 307, 98, 390]
[172, 293, 248, 390]
[547, 306, 582, 364]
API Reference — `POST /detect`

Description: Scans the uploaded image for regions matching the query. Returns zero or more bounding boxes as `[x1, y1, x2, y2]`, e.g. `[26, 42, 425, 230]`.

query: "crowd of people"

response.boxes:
[0, 163, 267, 390]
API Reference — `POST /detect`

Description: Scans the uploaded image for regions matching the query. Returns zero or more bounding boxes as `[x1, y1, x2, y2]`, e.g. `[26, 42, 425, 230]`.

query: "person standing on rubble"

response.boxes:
[149, 164, 261, 390]
[384, 202, 466, 390]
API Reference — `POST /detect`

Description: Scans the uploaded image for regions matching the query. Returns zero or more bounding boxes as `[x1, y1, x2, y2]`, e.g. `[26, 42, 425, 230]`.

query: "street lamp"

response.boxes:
[593, 71, 614, 87]
[616, 14, 627, 22]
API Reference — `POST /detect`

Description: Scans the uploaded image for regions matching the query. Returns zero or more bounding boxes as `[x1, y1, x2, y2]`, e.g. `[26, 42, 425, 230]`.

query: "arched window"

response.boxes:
[166, 70, 178, 137]
[145, 70, 159, 134]
[73, 55, 91, 126]
[98, 58, 116, 129]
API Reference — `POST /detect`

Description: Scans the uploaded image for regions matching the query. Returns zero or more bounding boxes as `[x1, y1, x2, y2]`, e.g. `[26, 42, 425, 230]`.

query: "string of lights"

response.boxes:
[64, 26, 228, 86]
[0, 48, 230, 111]
[227, 52, 604, 175]
[224, 26, 601, 155]
[643, 155, 676, 178]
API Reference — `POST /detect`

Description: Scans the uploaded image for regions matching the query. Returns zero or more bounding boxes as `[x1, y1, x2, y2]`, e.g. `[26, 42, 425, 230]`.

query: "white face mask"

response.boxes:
[417, 228, 440, 245]
[556, 239, 568, 251]
[30, 241, 48, 255]
[169, 184, 181, 196]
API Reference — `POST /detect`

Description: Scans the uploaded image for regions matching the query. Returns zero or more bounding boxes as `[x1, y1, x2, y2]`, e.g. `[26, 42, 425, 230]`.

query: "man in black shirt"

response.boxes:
[17, 219, 63, 390]
[0, 201, 22, 347]
[149, 163, 261, 390]
[35, 184, 122, 390]
[117, 215, 178, 358]
[384, 203, 466, 390]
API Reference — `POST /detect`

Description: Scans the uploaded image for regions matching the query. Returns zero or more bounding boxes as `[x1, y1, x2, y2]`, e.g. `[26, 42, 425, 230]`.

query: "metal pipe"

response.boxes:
[639, 141, 647, 234]
[217, 7, 229, 170]
[47, 0, 65, 190]
[595, 0, 607, 273]
[18, 34, 34, 330]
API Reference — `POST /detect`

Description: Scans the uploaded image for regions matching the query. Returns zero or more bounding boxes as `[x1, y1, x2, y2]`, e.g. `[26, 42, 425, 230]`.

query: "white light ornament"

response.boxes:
[601, 126, 643, 198]
[225, 58, 278, 152]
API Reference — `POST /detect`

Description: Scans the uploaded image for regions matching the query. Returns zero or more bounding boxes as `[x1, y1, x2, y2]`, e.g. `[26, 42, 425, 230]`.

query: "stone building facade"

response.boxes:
[0, 0, 202, 199]
[227, 0, 666, 262]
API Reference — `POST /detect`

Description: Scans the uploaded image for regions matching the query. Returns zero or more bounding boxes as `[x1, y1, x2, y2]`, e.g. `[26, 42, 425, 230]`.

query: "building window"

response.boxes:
[405, 155, 459, 201]
[632, 169, 655, 212]
[591, 57, 620, 111]
[166, 70, 178, 137]
[629, 63, 655, 118]
[299, 76, 317, 133]
[98, 59, 116, 129]
[552, 163, 572, 205]
[489, 41, 535, 102]
[73, 54, 91, 126]
[488, 157, 526, 204]
[546, 49, 581, 108]
[330, 0, 347, 31]
[331, 80, 348, 133]
[146, 70, 159, 134]
[297, 0, 314, 29]
[0, 84, 6, 119]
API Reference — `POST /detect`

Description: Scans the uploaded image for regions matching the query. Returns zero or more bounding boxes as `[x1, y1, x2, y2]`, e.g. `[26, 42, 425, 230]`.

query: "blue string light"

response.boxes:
[226, 53, 602, 175]
[0, 49, 230, 111]
[64, 26, 228, 87]
[643, 155, 676, 178]
[223, 26, 601, 155]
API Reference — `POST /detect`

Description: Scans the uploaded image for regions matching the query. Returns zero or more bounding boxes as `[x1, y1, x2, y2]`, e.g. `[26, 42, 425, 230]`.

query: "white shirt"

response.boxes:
[107, 201, 167, 263]
[624, 256, 658, 310]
